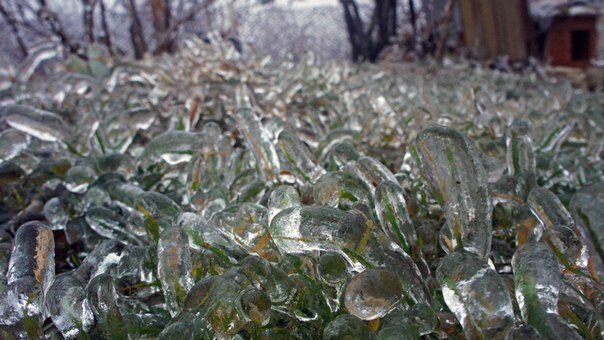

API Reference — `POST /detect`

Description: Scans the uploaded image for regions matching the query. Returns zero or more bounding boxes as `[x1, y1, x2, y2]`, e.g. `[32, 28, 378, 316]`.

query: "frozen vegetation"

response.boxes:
[0, 36, 602, 339]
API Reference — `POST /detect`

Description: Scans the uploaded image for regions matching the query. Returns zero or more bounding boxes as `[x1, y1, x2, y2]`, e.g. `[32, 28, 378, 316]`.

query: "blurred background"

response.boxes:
[0, 0, 602, 76]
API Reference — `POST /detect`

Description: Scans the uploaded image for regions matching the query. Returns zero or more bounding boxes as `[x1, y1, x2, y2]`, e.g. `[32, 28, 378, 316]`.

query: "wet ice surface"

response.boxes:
[0, 36, 603, 339]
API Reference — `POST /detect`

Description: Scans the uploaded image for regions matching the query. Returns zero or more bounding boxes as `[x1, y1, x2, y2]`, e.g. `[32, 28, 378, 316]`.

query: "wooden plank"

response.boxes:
[502, 0, 521, 60]
[478, 0, 498, 59]
[495, 0, 508, 56]
[458, 0, 532, 60]
[459, 0, 477, 48]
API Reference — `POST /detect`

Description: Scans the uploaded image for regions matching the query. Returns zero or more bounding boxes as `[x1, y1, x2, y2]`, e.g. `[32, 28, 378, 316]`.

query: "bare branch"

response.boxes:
[82, 0, 99, 45]
[0, 1, 28, 57]
[150, 0, 175, 53]
[36, 1, 88, 60]
[125, 0, 148, 59]
[98, 0, 115, 55]
[340, 0, 368, 61]
[150, 0, 171, 32]
[340, 0, 397, 62]
[152, 0, 214, 55]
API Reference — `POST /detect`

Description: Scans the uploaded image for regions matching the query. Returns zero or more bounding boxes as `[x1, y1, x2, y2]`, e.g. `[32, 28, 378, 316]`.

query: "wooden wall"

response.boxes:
[460, 0, 533, 61]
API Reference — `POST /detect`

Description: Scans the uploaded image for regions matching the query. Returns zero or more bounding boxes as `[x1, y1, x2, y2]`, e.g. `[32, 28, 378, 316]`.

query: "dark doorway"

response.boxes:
[571, 30, 590, 61]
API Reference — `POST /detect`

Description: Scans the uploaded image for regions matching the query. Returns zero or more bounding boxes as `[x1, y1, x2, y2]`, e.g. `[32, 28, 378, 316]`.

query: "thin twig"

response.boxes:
[126, 0, 148, 59]
[82, 0, 99, 45]
[35, 0, 88, 60]
[152, 0, 214, 55]
[99, 0, 115, 55]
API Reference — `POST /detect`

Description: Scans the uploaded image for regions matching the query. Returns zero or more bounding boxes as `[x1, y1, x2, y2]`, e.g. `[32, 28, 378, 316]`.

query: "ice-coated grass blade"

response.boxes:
[437, 250, 514, 339]
[416, 125, 492, 257]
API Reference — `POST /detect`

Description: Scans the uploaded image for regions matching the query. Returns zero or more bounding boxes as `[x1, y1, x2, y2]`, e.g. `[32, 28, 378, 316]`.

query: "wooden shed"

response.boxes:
[544, 4, 599, 68]
[459, 0, 534, 61]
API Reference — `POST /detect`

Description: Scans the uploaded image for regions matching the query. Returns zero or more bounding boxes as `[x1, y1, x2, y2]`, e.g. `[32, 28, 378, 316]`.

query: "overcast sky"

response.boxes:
[275, 0, 339, 7]
[273, 0, 373, 8]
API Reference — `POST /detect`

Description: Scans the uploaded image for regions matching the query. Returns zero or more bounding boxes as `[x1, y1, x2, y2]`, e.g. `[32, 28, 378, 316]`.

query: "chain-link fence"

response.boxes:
[0, 0, 438, 65]
[0, 0, 360, 64]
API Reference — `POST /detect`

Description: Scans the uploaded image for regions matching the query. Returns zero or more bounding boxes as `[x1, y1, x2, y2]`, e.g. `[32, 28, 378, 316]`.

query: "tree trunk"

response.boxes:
[82, 0, 97, 45]
[150, 0, 175, 53]
[126, 0, 148, 59]
[408, 0, 417, 43]
[340, 0, 398, 62]
[99, 0, 116, 54]
[152, 0, 213, 55]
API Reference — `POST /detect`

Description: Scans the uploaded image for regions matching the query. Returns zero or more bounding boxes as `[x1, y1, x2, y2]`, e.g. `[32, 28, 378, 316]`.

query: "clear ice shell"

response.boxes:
[134, 191, 181, 241]
[211, 203, 276, 259]
[157, 226, 194, 317]
[570, 182, 604, 280]
[505, 120, 537, 198]
[375, 180, 418, 255]
[343, 268, 403, 320]
[375, 323, 420, 340]
[436, 250, 514, 338]
[543, 224, 588, 269]
[85, 206, 142, 245]
[43, 197, 69, 230]
[313, 171, 345, 207]
[512, 241, 561, 328]
[277, 129, 324, 184]
[267, 185, 302, 224]
[183, 256, 292, 336]
[504, 324, 543, 340]
[74, 240, 127, 283]
[269, 206, 367, 257]
[234, 104, 280, 182]
[0, 276, 44, 326]
[527, 187, 574, 230]
[85, 273, 126, 338]
[0, 104, 71, 142]
[270, 206, 429, 303]
[7, 221, 55, 292]
[343, 156, 398, 195]
[64, 165, 97, 194]
[140, 131, 204, 165]
[0, 129, 30, 162]
[46, 272, 94, 338]
[322, 314, 370, 339]
[416, 125, 492, 258]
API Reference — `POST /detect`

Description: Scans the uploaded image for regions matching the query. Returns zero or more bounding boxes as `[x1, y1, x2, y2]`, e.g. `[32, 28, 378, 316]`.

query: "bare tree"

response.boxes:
[0, 1, 28, 57]
[126, 0, 148, 59]
[407, 0, 417, 48]
[340, 0, 397, 62]
[413, 0, 456, 59]
[152, 0, 215, 55]
[150, 0, 174, 53]
[36, 0, 88, 60]
[82, 0, 98, 45]
[0, 0, 220, 63]
[98, 0, 115, 54]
